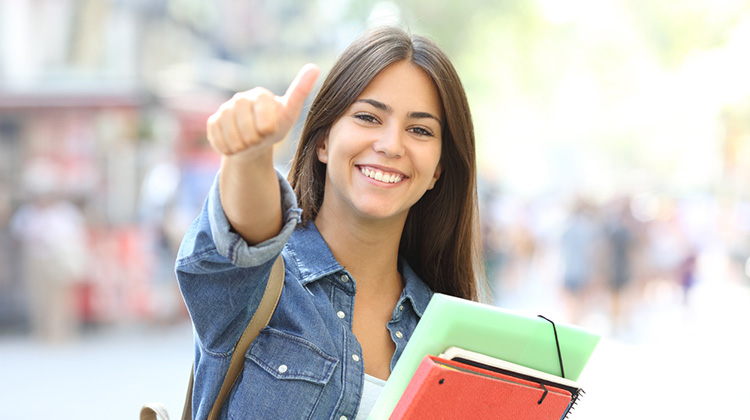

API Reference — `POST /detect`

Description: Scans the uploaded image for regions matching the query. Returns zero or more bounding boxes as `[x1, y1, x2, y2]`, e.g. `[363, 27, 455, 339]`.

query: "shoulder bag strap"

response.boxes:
[179, 255, 285, 420]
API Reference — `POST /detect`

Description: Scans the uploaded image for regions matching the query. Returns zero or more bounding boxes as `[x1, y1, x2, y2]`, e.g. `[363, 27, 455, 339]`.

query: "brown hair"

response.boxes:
[288, 26, 484, 301]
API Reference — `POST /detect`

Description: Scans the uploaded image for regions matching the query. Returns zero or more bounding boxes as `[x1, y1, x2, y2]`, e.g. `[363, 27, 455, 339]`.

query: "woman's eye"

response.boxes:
[409, 126, 434, 137]
[354, 113, 378, 124]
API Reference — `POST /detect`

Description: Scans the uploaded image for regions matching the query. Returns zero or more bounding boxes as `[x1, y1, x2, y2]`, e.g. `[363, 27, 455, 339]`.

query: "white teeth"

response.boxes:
[360, 167, 403, 183]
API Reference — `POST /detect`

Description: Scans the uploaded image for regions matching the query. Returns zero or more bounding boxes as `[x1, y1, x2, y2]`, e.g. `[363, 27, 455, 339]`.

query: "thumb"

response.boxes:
[281, 63, 320, 120]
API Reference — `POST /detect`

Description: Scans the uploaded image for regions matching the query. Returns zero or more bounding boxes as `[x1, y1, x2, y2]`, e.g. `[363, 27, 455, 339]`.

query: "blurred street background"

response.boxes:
[1, 1, 749, 419]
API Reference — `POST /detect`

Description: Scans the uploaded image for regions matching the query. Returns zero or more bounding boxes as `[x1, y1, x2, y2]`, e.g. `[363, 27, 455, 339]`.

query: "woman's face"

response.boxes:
[316, 60, 443, 225]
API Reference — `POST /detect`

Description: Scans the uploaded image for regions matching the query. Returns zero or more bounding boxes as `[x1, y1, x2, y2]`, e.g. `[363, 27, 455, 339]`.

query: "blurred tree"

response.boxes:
[625, 0, 750, 67]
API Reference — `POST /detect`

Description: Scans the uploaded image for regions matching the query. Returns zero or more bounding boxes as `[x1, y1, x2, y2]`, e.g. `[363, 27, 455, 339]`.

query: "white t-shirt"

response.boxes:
[356, 374, 386, 420]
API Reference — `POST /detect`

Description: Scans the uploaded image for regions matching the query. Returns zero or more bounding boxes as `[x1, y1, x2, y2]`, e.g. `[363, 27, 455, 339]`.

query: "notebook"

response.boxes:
[367, 293, 600, 420]
[389, 354, 574, 420]
[439, 346, 584, 400]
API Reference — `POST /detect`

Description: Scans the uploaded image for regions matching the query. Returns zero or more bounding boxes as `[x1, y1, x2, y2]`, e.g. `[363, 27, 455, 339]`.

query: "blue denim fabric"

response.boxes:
[176, 171, 433, 420]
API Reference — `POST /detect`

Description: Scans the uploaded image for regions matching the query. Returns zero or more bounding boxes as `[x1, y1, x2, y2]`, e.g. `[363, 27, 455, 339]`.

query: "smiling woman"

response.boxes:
[176, 25, 485, 420]
[291, 27, 482, 301]
[315, 60, 443, 228]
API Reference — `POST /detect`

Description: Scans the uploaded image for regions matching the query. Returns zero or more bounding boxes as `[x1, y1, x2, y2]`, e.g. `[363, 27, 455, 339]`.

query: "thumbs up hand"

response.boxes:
[207, 63, 320, 156]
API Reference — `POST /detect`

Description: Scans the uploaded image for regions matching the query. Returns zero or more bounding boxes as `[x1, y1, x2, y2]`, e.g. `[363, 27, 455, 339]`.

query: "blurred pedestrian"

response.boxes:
[604, 198, 637, 333]
[560, 198, 599, 324]
[0, 178, 21, 327]
[10, 159, 88, 342]
[678, 250, 697, 305]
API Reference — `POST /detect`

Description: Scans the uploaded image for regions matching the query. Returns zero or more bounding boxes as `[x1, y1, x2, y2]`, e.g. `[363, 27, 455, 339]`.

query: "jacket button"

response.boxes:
[352, 354, 360, 362]
[340, 417, 348, 420]
[337, 311, 346, 319]
[340, 275, 349, 283]
[395, 331, 403, 339]
[278, 364, 288, 373]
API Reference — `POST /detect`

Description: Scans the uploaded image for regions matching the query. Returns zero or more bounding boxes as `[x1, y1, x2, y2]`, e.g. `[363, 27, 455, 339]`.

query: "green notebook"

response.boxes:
[368, 293, 601, 420]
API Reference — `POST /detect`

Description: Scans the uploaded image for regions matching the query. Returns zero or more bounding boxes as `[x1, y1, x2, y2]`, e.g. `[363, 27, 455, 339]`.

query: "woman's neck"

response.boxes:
[314, 210, 405, 291]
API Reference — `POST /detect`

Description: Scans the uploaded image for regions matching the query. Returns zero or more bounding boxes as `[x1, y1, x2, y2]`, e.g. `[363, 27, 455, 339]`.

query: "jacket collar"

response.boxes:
[286, 222, 432, 317]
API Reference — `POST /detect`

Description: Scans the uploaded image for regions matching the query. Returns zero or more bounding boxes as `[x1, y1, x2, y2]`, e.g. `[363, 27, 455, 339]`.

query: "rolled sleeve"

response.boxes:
[176, 168, 302, 354]
[207, 169, 302, 267]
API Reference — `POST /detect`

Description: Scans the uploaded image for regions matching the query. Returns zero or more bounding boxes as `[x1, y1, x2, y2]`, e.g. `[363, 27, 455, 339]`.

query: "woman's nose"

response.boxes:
[373, 125, 405, 158]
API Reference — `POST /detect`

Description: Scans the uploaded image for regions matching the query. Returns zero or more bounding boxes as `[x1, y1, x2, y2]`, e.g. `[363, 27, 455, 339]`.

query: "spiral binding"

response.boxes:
[562, 389, 585, 419]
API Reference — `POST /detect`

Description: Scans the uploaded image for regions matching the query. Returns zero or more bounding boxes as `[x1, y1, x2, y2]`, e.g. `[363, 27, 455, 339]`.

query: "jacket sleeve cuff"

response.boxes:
[206, 169, 301, 267]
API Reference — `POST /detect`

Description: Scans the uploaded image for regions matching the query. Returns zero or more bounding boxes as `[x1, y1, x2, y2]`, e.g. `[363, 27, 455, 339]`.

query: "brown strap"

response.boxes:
[206, 255, 285, 420]
[180, 366, 193, 420]
[142, 255, 285, 420]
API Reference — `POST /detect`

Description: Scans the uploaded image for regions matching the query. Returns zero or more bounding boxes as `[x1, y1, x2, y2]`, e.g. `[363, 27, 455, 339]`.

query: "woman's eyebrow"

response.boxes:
[356, 98, 392, 113]
[408, 111, 442, 126]
[355, 98, 442, 125]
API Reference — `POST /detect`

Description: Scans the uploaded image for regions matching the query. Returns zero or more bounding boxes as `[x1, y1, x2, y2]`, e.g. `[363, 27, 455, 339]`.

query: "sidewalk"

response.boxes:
[0, 322, 194, 420]
[1, 277, 747, 419]
[574, 278, 750, 420]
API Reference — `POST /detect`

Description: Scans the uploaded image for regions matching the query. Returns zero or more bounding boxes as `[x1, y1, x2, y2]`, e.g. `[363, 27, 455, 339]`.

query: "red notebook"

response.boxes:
[389, 355, 573, 420]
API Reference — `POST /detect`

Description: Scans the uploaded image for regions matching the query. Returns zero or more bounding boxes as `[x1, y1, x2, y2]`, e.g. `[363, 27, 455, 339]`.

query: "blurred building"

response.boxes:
[2, 0, 749, 335]
[0, 0, 345, 331]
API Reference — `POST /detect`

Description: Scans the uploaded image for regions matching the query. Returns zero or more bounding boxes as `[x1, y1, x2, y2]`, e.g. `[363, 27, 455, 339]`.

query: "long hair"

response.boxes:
[288, 26, 484, 301]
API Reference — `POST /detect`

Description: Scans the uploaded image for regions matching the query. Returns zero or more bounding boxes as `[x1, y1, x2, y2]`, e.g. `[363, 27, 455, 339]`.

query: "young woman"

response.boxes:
[177, 25, 484, 419]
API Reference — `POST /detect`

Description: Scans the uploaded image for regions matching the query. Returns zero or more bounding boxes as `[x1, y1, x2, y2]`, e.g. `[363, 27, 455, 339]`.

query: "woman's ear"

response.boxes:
[428, 163, 442, 190]
[316, 136, 329, 164]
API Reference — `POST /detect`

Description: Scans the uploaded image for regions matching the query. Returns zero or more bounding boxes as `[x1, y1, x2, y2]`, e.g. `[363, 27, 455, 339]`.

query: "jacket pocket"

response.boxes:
[227, 328, 340, 419]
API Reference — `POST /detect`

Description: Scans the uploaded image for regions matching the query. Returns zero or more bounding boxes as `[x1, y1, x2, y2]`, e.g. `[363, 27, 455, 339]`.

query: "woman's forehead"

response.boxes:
[354, 61, 442, 117]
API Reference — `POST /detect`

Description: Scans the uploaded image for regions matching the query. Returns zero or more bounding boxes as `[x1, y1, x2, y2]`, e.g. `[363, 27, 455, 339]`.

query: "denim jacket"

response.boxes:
[176, 171, 433, 420]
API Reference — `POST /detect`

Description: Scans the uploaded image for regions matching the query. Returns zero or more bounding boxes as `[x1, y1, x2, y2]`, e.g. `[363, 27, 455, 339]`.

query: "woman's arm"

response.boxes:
[206, 64, 319, 245]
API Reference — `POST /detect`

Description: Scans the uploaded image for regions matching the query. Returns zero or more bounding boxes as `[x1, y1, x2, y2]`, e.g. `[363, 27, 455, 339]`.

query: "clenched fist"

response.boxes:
[207, 63, 320, 156]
